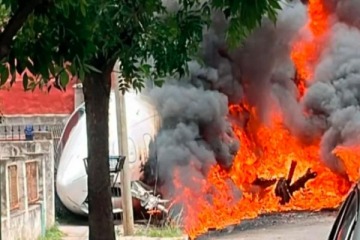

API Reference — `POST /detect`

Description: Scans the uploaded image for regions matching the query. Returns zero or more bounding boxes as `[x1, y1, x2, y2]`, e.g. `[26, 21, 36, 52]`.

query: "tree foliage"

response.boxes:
[0, 0, 207, 92]
[216, 0, 282, 47]
[0, 0, 282, 92]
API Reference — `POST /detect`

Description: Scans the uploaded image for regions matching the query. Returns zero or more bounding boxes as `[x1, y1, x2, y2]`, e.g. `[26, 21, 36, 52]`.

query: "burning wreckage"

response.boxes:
[56, 89, 171, 216]
[57, 0, 360, 239]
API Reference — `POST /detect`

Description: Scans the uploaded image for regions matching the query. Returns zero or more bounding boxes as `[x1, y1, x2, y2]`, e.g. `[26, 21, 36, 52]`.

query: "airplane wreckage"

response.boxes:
[56, 89, 169, 216]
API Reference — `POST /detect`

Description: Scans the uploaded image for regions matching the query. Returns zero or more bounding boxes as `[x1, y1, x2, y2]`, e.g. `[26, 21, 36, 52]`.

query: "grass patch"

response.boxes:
[38, 225, 64, 240]
[129, 206, 185, 238]
[135, 225, 183, 238]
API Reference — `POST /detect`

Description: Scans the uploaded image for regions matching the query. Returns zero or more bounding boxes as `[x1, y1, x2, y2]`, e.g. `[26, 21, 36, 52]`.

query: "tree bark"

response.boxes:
[82, 64, 115, 240]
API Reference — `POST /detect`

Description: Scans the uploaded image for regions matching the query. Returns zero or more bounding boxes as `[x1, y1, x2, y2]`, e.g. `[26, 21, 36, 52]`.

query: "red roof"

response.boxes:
[0, 67, 120, 115]
[0, 78, 75, 115]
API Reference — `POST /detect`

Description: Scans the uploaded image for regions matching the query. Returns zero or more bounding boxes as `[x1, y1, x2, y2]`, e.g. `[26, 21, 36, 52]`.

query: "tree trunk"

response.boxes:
[82, 65, 115, 240]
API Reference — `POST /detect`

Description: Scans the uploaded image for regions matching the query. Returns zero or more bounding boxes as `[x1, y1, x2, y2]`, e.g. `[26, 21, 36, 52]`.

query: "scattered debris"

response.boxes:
[131, 181, 170, 214]
[252, 160, 317, 205]
[275, 161, 317, 204]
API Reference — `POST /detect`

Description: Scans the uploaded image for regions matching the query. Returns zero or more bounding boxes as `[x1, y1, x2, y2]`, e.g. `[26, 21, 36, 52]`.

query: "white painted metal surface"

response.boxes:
[56, 90, 159, 215]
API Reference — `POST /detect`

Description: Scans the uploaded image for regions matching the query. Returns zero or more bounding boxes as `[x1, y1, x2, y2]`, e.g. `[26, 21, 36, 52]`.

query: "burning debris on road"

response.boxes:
[274, 161, 317, 205]
[141, 0, 360, 239]
[252, 160, 318, 205]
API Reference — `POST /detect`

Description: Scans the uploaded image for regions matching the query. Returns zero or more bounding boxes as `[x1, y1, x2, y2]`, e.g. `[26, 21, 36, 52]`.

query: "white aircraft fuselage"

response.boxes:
[56, 90, 159, 215]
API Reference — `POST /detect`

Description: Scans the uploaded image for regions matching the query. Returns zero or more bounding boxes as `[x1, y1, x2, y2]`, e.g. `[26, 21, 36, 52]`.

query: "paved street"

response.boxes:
[60, 212, 337, 239]
[199, 212, 336, 240]
[215, 217, 333, 239]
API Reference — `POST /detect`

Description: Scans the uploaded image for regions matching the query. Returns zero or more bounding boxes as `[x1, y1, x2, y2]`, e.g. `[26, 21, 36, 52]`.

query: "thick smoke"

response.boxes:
[143, 0, 360, 201]
[142, 75, 240, 194]
[142, 2, 306, 194]
[141, 11, 243, 193]
[238, 0, 360, 177]
[304, 19, 360, 174]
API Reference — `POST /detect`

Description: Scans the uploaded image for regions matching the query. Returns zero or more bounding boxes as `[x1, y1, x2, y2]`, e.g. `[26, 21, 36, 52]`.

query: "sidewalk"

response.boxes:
[59, 225, 88, 240]
[59, 225, 188, 240]
[59, 224, 127, 239]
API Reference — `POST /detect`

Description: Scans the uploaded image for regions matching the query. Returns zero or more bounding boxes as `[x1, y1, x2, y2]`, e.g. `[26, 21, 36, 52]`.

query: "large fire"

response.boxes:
[170, 1, 360, 239]
[173, 106, 351, 238]
[290, 0, 330, 97]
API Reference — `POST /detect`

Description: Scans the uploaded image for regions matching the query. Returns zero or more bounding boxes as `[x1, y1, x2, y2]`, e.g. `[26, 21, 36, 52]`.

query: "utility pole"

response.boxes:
[113, 63, 134, 235]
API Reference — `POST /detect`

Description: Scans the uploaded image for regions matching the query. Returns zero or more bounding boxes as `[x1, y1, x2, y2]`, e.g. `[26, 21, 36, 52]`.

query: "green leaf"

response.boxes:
[84, 64, 102, 73]
[79, 69, 85, 81]
[16, 61, 26, 74]
[154, 78, 164, 87]
[60, 70, 69, 88]
[29, 80, 37, 92]
[62, 2, 70, 17]
[80, 3, 86, 16]
[0, 64, 9, 86]
[26, 60, 35, 75]
[66, 64, 77, 76]
[139, 63, 151, 76]
[269, 0, 282, 10]
[49, 63, 56, 77]
[23, 73, 29, 91]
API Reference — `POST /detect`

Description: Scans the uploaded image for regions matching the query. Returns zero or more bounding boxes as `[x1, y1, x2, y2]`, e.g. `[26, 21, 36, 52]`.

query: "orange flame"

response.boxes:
[169, 1, 357, 239]
[172, 108, 351, 239]
[291, 0, 330, 96]
[333, 146, 360, 183]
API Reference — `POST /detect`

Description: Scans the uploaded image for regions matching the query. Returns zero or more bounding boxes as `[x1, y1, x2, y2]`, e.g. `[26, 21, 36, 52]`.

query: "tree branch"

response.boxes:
[0, 0, 45, 60]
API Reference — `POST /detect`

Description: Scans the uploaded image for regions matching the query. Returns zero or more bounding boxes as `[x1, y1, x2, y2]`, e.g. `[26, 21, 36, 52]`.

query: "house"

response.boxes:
[0, 77, 79, 239]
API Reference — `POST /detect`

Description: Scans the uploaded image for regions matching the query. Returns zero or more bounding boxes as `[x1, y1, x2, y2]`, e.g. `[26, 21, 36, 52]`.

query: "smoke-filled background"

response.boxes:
[142, 0, 360, 204]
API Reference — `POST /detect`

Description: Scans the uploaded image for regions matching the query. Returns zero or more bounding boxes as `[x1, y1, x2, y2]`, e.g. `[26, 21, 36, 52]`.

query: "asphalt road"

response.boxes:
[197, 211, 336, 240]
[60, 211, 337, 240]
